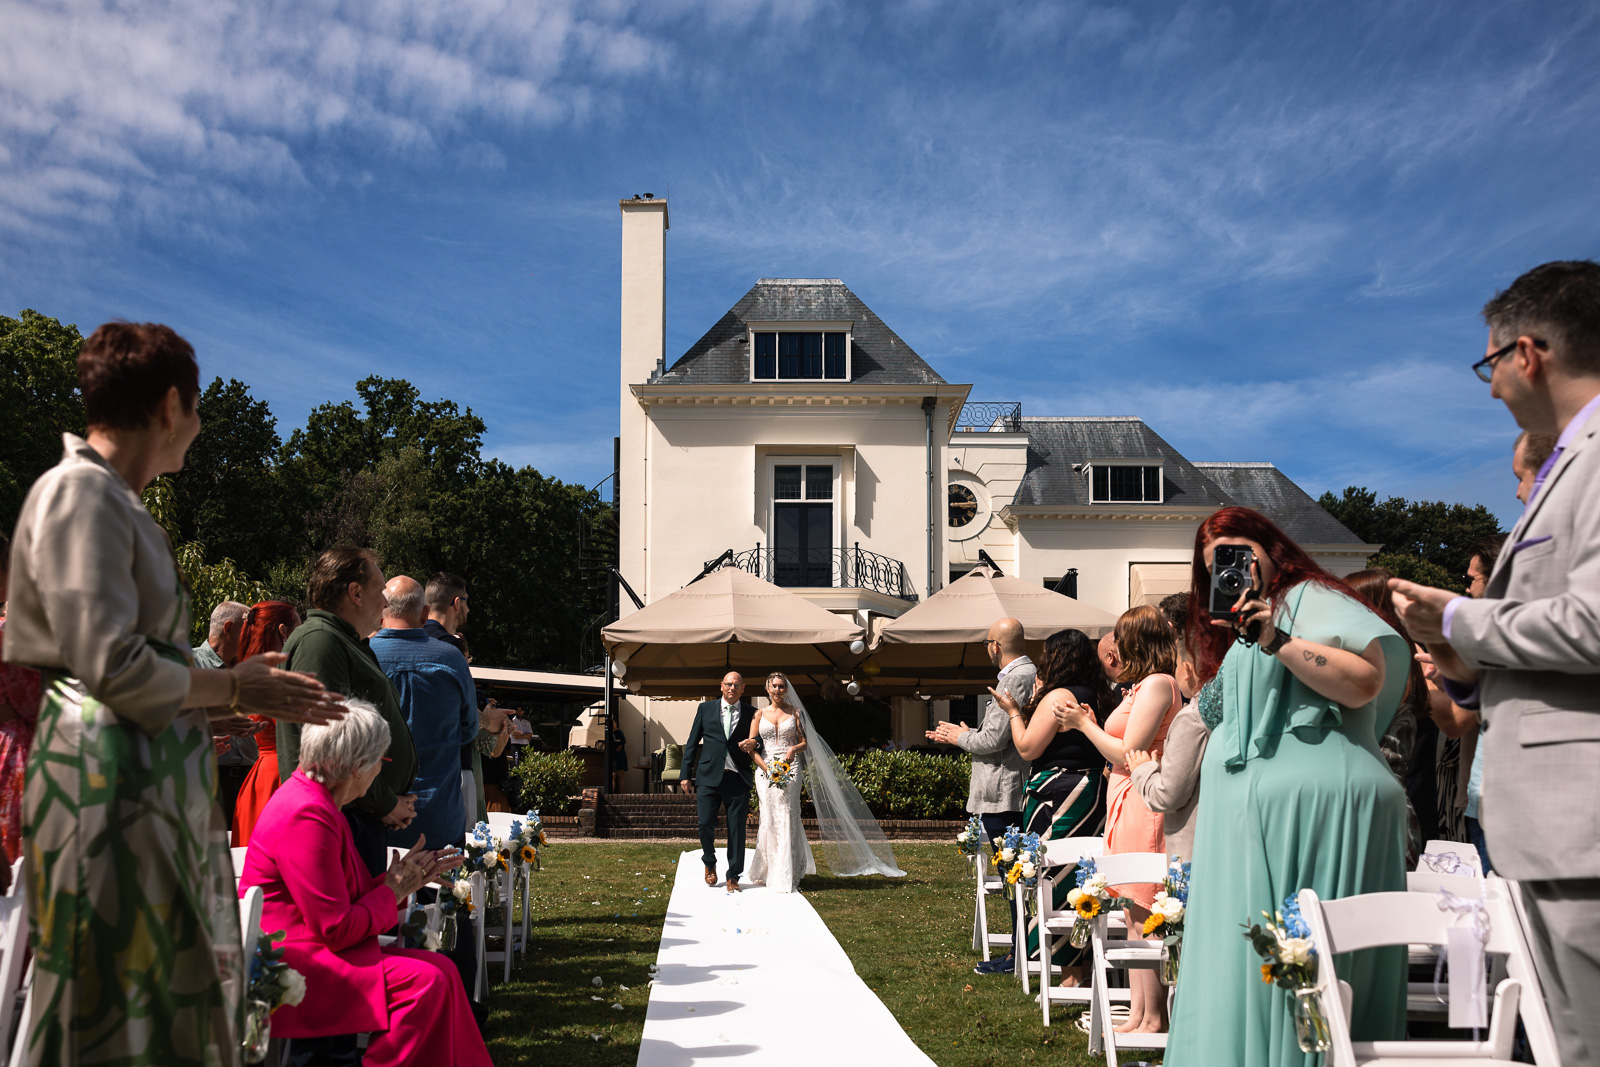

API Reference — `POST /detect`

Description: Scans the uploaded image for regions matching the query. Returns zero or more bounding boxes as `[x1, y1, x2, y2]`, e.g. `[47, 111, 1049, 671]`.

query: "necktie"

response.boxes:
[724, 703, 736, 737]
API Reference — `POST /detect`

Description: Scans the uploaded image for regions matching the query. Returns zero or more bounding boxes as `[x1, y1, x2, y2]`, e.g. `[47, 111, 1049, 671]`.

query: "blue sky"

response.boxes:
[4, 0, 1598, 529]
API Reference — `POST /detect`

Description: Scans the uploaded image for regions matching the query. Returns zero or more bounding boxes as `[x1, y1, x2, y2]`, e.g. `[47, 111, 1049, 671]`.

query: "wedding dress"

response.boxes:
[747, 714, 815, 893]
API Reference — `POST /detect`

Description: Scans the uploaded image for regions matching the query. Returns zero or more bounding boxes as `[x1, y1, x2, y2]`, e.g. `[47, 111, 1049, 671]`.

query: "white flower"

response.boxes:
[423, 930, 441, 951]
[453, 879, 472, 901]
[1280, 937, 1314, 967]
[1067, 887, 1085, 907]
[280, 968, 307, 1007]
[999, 848, 1015, 863]
[1020, 862, 1036, 880]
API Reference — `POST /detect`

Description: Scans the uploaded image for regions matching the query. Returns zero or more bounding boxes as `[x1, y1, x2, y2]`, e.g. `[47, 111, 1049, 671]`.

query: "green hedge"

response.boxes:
[750, 750, 971, 819]
[509, 749, 585, 816]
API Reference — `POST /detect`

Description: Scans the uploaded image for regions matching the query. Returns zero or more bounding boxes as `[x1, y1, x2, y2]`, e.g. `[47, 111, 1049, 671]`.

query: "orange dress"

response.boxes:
[1104, 674, 1182, 908]
[230, 716, 279, 845]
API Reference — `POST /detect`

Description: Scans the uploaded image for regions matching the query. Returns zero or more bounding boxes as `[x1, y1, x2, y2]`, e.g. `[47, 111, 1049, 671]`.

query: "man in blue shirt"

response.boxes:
[372, 575, 477, 850]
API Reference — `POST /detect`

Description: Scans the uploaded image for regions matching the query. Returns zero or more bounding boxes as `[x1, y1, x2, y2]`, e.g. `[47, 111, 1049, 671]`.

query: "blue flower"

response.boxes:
[1280, 895, 1311, 940]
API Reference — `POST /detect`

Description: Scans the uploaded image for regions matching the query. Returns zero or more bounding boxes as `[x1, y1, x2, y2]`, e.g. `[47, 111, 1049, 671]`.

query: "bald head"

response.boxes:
[1097, 632, 1123, 685]
[986, 617, 1026, 667]
[382, 575, 426, 629]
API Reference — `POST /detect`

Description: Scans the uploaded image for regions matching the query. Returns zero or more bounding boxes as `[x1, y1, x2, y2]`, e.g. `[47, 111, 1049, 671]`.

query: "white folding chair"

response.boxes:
[0, 858, 29, 1059]
[484, 813, 531, 958]
[970, 850, 1011, 961]
[1498, 879, 1564, 1066]
[1417, 841, 1482, 877]
[1017, 837, 1107, 1025]
[1083, 852, 1170, 1064]
[470, 872, 489, 1001]
[230, 845, 250, 887]
[237, 884, 264, 947]
[1298, 887, 1524, 1066]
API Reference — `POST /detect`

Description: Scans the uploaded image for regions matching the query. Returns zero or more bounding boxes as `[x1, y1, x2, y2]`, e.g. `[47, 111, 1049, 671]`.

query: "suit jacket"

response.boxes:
[683, 698, 756, 789]
[1449, 399, 1600, 880]
[239, 770, 403, 1037]
[955, 656, 1035, 813]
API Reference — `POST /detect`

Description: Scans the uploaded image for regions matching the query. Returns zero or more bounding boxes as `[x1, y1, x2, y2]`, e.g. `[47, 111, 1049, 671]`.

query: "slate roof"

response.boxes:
[1010, 418, 1234, 510]
[1190, 462, 1368, 546]
[654, 278, 946, 387]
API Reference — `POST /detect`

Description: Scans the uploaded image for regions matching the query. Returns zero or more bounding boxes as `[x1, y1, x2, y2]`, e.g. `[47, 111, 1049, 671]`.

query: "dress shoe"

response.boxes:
[725, 877, 741, 892]
[704, 865, 717, 887]
[973, 954, 1014, 975]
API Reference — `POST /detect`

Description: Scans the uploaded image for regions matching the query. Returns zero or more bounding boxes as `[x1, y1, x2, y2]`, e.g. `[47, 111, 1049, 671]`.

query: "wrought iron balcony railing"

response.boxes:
[726, 543, 919, 602]
[955, 401, 1022, 433]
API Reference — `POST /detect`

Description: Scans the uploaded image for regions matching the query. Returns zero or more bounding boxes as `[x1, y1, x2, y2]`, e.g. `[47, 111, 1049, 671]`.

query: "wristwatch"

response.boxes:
[1259, 628, 1291, 656]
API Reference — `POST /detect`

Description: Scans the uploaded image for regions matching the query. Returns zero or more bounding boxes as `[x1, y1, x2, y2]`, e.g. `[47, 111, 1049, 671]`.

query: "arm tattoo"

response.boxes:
[1302, 650, 1328, 668]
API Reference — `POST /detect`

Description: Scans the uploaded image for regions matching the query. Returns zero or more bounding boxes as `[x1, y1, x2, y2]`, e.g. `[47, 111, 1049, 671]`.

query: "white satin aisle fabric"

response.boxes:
[746, 715, 816, 893]
[637, 851, 935, 1067]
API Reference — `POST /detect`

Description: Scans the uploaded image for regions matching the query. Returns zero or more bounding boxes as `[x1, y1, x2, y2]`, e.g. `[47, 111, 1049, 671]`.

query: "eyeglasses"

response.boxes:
[1472, 337, 1546, 383]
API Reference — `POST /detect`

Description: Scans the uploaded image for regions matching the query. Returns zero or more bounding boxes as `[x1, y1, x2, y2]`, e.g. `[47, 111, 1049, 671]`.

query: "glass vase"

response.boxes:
[439, 912, 458, 953]
[1159, 940, 1180, 986]
[241, 998, 271, 1063]
[1292, 987, 1332, 1053]
[1070, 916, 1090, 948]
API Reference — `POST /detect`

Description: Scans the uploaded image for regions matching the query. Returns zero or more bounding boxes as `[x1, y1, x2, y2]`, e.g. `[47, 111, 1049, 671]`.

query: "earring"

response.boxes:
[167, 431, 176, 444]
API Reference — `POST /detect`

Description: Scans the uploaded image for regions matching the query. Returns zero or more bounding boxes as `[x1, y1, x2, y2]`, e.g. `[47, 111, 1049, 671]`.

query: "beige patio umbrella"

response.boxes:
[860, 565, 1120, 696]
[601, 566, 867, 699]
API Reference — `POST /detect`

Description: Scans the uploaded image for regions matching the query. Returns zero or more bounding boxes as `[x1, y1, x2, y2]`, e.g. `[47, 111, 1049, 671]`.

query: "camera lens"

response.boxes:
[1216, 569, 1246, 595]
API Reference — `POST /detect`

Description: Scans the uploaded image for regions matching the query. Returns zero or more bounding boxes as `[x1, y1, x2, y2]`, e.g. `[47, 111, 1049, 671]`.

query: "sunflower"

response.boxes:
[1005, 865, 1021, 885]
[520, 845, 537, 864]
[1261, 963, 1275, 984]
[1075, 897, 1102, 919]
[1142, 913, 1164, 936]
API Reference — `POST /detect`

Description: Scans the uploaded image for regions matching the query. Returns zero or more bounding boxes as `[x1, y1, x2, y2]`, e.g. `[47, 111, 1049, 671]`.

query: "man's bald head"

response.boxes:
[986, 617, 1026, 667]
[382, 575, 427, 629]
[1097, 632, 1123, 685]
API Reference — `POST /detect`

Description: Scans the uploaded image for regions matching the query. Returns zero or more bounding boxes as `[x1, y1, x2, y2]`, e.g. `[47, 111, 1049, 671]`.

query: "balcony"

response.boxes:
[955, 401, 1022, 433]
[724, 544, 919, 604]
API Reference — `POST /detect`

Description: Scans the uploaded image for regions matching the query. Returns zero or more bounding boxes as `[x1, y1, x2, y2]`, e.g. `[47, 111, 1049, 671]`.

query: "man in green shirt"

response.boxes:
[278, 547, 419, 875]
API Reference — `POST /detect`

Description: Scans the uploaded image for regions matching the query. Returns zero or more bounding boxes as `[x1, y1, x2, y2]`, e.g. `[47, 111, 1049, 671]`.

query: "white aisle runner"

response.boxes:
[637, 850, 935, 1066]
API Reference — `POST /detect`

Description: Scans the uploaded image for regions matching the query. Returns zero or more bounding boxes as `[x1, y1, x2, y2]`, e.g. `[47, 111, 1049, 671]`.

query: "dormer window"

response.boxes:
[1087, 461, 1164, 503]
[750, 325, 851, 381]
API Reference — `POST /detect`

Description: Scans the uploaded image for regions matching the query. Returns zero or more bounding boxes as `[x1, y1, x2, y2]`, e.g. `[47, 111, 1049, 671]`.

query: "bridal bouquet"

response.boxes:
[955, 814, 985, 858]
[1065, 857, 1113, 947]
[764, 758, 794, 789]
[1144, 860, 1190, 984]
[1243, 894, 1330, 1051]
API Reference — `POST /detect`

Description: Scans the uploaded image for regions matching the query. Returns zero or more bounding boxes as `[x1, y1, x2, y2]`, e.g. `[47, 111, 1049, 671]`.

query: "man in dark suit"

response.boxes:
[680, 671, 756, 891]
[1392, 260, 1600, 1066]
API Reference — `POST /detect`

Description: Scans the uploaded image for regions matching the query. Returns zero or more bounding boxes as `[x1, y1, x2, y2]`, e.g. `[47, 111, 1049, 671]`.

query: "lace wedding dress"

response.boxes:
[747, 714, 816, 893]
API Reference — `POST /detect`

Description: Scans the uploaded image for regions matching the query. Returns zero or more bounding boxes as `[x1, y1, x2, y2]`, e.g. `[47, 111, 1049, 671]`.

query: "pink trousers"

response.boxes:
[364, 948, 492, 1067]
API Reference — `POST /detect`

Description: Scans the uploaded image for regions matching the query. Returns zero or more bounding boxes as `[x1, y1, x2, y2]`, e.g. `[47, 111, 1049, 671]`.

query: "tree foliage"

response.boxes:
[4, 315, 609, 668]
[1318, 486, 1503, 593]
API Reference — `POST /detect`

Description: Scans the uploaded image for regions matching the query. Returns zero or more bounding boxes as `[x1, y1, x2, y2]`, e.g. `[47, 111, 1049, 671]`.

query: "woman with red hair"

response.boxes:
[1165, 508, 1411, 1067]
[231, 601, 302, 845]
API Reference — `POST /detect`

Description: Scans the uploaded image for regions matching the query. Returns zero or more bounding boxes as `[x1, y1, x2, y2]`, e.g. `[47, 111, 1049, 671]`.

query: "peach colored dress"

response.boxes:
[1104, 674, 1182, 908]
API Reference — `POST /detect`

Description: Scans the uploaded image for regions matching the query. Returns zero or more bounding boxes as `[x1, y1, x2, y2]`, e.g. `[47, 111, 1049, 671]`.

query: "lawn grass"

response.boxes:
[483, 841, 1111, 1066]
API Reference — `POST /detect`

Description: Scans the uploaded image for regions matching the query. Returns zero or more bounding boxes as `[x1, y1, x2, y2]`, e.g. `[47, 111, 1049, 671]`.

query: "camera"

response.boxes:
[1208, 545, 1257, 618]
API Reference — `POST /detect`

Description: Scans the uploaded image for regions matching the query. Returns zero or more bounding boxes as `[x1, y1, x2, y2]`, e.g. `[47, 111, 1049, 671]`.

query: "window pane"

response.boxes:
[778, 333, 803, 378]
[824, 333, 846, 379]
[1093, 466, 1109, 500]
[1108, 466, 1144, 501]
[775, 465, 802, 500]
[754, 332, 776, 379]
[805, 465, 832, 500]
[1144, 466, 1161, 501]
[800, 332, 823, 378]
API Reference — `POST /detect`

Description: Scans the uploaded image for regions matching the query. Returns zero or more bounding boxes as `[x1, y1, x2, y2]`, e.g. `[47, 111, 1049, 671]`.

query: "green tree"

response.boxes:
[1318, 487, 1503, 593]
[0, 310, 85, 528]
[143, 477, 270, 644]
[171, 377, 287, 577]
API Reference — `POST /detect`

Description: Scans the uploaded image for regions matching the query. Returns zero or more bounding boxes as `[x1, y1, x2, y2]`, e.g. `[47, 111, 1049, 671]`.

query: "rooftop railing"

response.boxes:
[955, 401, 1022, 432]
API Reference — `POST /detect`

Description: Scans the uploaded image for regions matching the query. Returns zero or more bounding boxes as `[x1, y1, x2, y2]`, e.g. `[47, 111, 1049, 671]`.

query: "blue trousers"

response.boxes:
[698, 775, 751, 880]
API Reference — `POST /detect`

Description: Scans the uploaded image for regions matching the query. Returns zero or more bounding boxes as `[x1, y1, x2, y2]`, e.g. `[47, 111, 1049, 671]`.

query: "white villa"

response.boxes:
[611, 197, 1375, 785]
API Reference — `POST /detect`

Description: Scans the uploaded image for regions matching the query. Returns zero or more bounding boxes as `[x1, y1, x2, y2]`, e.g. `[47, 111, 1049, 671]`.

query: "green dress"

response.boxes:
[1165, 581, 1410, 1067]
[6, 435, 240, 1067]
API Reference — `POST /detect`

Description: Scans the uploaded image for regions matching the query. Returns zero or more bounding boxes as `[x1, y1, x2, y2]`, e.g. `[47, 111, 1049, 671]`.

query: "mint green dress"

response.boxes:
[1166, 582, 1409, 1067]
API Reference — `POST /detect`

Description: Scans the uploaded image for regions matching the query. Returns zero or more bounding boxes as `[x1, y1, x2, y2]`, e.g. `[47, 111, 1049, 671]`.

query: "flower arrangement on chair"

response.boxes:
[1065, 857, 1114, 947]
[991, 825, 1046, 913]
[1242, 894, 1330, 1052]
[955, 814, 985, 858]
[243, 930, 306, 1061]
[1143, 860, 1189, 984]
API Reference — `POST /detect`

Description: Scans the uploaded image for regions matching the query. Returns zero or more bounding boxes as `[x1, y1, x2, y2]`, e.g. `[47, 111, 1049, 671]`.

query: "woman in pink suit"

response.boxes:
[240, 699, 490, 1067]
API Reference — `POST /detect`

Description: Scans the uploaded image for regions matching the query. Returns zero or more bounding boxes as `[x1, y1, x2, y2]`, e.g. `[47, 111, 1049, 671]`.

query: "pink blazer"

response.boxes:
[239, 770, 402, 1037]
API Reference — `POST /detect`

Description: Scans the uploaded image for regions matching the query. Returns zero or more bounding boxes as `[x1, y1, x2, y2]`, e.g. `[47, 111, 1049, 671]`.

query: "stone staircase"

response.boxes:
[592, 792, 963, 841]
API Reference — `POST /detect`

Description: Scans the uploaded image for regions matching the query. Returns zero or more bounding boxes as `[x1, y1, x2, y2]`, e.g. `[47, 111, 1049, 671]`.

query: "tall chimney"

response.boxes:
[618, 197, 668, 612]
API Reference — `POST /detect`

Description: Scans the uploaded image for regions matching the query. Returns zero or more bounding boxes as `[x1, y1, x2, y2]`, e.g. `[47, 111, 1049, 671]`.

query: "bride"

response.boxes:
[744, 671, 904, 893]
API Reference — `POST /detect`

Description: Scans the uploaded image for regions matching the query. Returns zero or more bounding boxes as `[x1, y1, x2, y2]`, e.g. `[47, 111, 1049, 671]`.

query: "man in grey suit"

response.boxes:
[927, 617, 1034, 974]
[1392, 260, 1600, 1066]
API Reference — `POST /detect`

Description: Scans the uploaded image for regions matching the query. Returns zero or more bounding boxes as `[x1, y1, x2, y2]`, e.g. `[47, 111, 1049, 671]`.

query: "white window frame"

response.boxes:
[1085, 459, 1165, 504]
[765, 456, 843, 584]
[748, 321, 853, 383]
